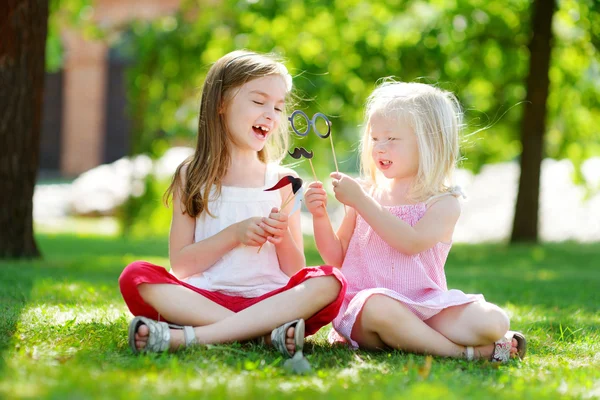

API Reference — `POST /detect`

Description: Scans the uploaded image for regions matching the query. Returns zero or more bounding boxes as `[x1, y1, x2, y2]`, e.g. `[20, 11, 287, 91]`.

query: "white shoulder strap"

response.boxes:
[425, 187, 465, 206]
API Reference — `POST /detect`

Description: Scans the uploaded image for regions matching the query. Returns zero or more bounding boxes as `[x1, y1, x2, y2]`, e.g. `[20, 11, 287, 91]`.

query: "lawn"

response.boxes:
[1, 234, 599, 399]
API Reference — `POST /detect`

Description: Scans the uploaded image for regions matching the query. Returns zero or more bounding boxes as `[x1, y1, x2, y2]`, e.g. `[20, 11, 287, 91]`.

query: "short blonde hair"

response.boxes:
[360, 81, 463, 202]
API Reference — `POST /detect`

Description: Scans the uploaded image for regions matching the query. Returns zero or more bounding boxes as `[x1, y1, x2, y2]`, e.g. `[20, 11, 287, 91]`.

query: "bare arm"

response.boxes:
[354, 194, 460, 255]
[332, 173, 460, 256]
[305, 181, 356, 268]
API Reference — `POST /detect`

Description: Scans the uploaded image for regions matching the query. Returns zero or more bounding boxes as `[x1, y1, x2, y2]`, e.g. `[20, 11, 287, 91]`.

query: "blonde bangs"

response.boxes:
[359, 81, 463, 202]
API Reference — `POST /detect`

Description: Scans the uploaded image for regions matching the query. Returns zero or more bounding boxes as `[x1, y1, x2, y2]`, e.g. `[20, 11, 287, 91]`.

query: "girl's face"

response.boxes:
[223, 75, 287, 154]
[368, 112, 419, 181]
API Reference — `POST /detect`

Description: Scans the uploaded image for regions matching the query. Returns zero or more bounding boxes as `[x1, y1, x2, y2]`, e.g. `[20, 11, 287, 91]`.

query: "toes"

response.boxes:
[287, 327, 295, 338]
[138, 324, 149, 337]
[135, 323, 149, 351]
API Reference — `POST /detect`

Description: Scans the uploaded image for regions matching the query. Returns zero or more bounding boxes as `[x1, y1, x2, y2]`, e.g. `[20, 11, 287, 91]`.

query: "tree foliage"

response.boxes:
[109, 0, 600, 180]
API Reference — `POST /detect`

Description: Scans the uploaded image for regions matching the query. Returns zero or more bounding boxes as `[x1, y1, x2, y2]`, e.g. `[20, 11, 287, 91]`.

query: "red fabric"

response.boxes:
[119, 261, 347, 336]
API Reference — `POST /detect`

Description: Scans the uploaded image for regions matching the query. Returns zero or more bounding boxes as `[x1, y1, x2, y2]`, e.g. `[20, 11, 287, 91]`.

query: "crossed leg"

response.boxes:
[350, 295, 519, 360]
[134, 276, 342, 353]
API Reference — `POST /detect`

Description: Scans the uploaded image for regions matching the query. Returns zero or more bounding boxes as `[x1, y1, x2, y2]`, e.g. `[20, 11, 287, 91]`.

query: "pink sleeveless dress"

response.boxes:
[329, 201, 484, 348]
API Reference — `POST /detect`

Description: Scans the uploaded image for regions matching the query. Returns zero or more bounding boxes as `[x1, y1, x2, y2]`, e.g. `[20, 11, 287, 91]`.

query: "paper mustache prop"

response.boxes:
[265, 175, 303, 198]
[288, 110, 339, 173]
[288, 147, 318, 181]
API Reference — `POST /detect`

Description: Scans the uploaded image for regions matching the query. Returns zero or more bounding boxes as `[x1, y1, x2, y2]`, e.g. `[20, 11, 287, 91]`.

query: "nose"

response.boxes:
[264, 109, 277, 121]
[373, 142, 386, 152]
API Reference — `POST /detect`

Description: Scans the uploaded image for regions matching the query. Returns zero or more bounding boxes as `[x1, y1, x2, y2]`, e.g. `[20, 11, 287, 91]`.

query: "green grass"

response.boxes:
[1, 234, 599, 399]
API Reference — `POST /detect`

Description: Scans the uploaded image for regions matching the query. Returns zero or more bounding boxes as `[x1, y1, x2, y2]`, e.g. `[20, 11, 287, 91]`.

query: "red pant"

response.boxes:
[119, 261, 347, 336]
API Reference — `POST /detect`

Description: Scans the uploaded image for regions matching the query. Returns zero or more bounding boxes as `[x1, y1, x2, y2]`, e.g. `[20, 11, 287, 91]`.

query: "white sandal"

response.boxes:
[491, 330, 527, 362]
[128, 316, 197, 354]
[465, 330, 527, 362]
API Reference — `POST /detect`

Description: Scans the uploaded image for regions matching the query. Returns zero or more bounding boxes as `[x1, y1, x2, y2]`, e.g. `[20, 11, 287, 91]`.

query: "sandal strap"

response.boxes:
[129, 316, 171, 354]
[182, 326, 197, 347]
[491, 336, 512, 362]
[167, 323, 197, 348]
[511, 331, 527, 359]
[465, 346, 474, 361]
[270, 319, 305, 358]
[129, 317, 197, 354]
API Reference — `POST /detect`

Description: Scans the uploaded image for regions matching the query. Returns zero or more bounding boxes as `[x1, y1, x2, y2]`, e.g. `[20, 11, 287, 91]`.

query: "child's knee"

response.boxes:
[118, 261, 150, 293]
[362, 294, 408, 328]
[481, 305, 510, 341]
[320, 275, 343, 297]
[306, 275, 342, 304]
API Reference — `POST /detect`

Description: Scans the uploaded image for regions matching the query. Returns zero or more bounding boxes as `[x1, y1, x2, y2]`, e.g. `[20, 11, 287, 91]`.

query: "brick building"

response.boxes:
[40, 0, 181, 178]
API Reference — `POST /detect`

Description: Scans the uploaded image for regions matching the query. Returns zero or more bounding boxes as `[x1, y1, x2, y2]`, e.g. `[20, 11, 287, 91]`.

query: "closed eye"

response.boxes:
[252, 100, 264, 105]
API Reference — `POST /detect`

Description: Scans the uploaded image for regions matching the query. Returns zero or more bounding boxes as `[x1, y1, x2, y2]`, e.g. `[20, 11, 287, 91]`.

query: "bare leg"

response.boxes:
[425, 301, 509, 345]
[425, 301, 519, 358]
[138, 283, 234, 326]
[136, 276, 342, 352]
[351, 295, 517, 359]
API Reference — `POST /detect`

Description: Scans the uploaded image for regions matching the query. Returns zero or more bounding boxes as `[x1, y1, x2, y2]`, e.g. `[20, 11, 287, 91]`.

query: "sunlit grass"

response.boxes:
[0, 234, 599, 399]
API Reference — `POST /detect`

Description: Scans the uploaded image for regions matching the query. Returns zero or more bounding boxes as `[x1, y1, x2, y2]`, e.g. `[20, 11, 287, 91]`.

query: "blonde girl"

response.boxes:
[305, 81, 525, 362]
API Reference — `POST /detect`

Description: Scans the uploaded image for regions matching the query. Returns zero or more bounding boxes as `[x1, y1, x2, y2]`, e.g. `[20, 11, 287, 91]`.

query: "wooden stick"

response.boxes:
[257, 188, 295, 253]
[329, 135, 339, 173]
[280, 189, 294, 210]
[308, 159, 318, 182]
[280, 191, 296, 210]
[328, 132, 345, 214]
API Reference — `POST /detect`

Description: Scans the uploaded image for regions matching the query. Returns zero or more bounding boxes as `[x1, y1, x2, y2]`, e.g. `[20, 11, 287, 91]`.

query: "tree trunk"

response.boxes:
[510, 0, 557, 243]
[0, 0, 48, 258]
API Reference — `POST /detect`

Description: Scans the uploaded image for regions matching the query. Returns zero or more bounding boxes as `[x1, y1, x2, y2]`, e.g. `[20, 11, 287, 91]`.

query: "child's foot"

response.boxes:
[263, 325, 297, 355]
[471, 337, 520, 360]
[128, 316, 196, 354]
[134, 323, 187, 352]
[268, 319, 305, 359]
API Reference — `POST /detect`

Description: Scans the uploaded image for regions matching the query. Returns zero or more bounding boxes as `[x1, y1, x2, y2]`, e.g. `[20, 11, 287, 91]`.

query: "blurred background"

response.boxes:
[34, 0, 600, 244]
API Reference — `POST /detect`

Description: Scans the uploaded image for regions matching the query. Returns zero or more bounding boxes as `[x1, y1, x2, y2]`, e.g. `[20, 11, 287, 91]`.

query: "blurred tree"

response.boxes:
[123, 0, 598, 172]
[0, 0, 48, 258]
[43, 0, 599, 239]
[511, 0, 557, 243]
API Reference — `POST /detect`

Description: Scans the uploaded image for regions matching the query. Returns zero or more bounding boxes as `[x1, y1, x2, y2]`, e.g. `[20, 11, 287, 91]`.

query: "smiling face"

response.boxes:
[368, 112, 419, 181]
[223, 75, 287, 154]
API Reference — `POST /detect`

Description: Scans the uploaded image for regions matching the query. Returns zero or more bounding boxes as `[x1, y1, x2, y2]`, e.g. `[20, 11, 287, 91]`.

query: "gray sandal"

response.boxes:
[128, 316, 197, 354]
[270, 318, 305, 357]
[270, 319, 311, 374]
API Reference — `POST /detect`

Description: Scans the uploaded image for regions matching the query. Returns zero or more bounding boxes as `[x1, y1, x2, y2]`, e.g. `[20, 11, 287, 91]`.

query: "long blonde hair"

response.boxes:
[360, 81, 463, 202]
[165, 50, 292, 217]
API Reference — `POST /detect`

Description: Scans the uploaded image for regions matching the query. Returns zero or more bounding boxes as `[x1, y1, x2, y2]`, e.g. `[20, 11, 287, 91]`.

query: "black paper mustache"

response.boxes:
[288, 147, 314, 160]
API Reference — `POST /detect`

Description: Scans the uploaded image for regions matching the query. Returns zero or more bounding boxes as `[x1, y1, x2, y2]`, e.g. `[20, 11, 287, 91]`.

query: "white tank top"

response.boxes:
[184, 163, 290, 297]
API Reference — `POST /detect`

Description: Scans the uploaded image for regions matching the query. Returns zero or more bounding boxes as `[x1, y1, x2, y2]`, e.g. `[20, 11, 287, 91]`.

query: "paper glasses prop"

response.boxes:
[288, 110, 339, 173]
[257, 176, 304, 253]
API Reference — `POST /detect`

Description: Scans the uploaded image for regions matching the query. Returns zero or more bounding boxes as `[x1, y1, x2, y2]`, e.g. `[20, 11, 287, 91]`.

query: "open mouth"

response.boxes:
[379, 159, 392, 169]
[253, 125, 270, 140]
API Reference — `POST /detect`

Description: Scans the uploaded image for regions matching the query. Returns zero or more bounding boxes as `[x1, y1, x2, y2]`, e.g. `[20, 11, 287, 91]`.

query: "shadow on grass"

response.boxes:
[0, 233, 169, 375]
[0, 258, 35, 375]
